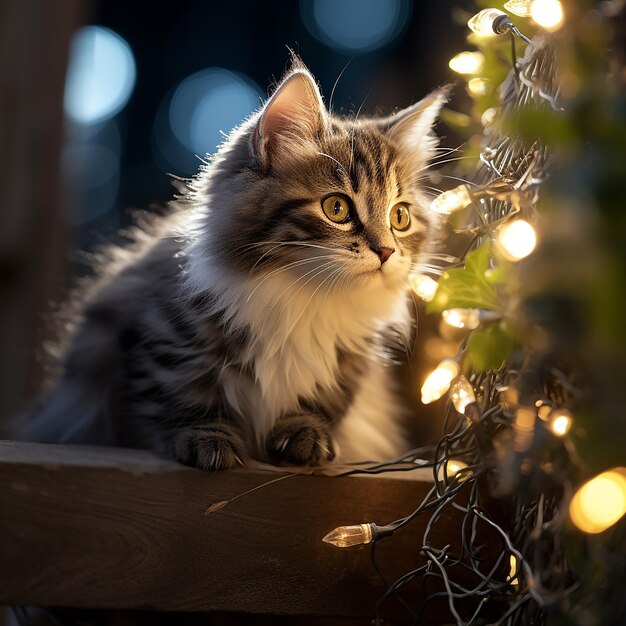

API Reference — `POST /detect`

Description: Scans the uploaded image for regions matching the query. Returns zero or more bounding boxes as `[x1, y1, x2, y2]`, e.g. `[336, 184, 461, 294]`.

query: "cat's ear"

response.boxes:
[379, 86, 451, 164]
[252, 68, 327, 168]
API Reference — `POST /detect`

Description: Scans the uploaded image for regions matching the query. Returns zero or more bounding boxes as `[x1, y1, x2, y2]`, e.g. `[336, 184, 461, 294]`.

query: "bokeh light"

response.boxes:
[64, 26, 136, 125]
[497, 219, 538, 262]
[154, 68, 262, 174]
[62, 121, 122, 224]
[300, 0, 411, 53]
[421, 359, 460, 405]
[570, 469, 626, 534]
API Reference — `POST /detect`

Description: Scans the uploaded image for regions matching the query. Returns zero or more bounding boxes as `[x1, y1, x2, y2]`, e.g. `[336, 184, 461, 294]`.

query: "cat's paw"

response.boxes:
[268, 415, 336, 466]
[172, 425, 246, 471]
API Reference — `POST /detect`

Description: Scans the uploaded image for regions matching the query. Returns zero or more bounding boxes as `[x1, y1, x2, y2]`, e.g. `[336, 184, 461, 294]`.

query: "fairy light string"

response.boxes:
[320, 2, 626, 623]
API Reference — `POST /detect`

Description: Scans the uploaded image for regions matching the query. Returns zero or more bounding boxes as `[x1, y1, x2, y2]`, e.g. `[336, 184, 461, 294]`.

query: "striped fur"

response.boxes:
[21, 62, 448, 469]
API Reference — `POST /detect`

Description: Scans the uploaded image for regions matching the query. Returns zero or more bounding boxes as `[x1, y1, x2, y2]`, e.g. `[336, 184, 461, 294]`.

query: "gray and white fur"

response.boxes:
[21, 60, 448, 470]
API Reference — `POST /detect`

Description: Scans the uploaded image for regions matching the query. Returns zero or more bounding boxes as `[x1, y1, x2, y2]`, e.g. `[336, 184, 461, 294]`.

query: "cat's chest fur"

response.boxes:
[194, 257, 407, 446]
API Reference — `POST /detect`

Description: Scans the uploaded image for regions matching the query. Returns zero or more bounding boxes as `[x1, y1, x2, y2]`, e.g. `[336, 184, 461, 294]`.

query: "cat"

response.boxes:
[20, 58, 448, 470]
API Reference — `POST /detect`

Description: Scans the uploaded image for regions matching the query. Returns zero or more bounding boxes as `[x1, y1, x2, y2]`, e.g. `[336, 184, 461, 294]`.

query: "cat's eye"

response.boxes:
[322, 195, 352, 224]
[390, 203, 411, 231]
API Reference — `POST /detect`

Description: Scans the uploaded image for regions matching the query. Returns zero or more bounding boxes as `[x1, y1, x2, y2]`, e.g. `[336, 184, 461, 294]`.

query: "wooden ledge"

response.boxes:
[0, 441, 466, 620]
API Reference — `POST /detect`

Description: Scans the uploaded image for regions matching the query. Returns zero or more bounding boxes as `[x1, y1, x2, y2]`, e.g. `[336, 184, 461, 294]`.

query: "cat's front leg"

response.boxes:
[268, 414, 336, 466]
[171, 423, 247, 471]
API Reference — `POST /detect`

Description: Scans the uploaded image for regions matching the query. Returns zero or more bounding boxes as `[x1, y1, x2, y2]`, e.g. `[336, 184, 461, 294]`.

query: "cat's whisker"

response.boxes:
[265, 260, 336, 318]
[245, 256, 334, 302]
[232, 240, 344, 256]
[436, 173, 477, 186]
[329, 59, 353, 114]
[316, 152, 348, 174]
[273, 261, 337, 317]
[417, 155, 475, 173]
[285, 265, 343, 336]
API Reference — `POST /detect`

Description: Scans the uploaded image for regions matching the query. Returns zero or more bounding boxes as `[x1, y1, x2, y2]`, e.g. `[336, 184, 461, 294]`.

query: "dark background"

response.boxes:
[0, 0, 470, 430]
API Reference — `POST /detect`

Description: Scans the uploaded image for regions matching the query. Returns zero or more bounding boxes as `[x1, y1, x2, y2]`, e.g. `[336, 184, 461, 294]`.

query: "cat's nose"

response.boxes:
[370, 244, 395, 265]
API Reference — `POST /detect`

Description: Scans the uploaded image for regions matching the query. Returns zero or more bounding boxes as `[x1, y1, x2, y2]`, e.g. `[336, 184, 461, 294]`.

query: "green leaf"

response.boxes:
[467, 323, 517, 372]
[427, 242, 501, 313]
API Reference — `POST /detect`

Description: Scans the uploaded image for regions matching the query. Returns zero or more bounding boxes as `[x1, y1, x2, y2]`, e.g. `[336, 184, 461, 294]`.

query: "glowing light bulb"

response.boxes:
[530, 0, 564, 31]
[438, 458, 470, 481]
[322, 523, 373, 548]
[430, 185, 472, 214]
[537, 404, 552, 421]
[421, 359, 460, 405]
[409, 274, 438, 302]
[549, 409, 572, 436]
[509, 554, 520, 588]
[570, 469, 626, 534]
[450, 376, 476, 414]
[504, 0, 533, 17]
[497, 219, 537, 261]
[481, 107, 497, 127]
[467, 8, 510, 36]
[514, 406, 536, 451]
[468, 78, 492, 97]
[442, 308, 480, 330]
[448, 51, 485, 75]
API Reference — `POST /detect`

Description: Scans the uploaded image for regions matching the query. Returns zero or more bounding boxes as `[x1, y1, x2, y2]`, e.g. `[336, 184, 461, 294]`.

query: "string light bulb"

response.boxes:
[450, 376, 477, 414]
[504, 0, 533, 17]
[322, 523, 374, 548]
[468, 78, 492, 97]
[497, 219, 537, 261]
[509, 554, 520, 589]
[409, 274, 438, 302]
[449, 51, 485, 75]
[442, 308, 480, 330]
[467, 8, 512, 36]
[438, 458, 470, 481]
[569, 468, 626, 534]
[530, 0, 564, 31]
[430, 185, 472, 214]
[514, 406, 536, 452]
[549, 409, 572, 436]
[481, 107, 497, 127]
[421, 359, 460, 404]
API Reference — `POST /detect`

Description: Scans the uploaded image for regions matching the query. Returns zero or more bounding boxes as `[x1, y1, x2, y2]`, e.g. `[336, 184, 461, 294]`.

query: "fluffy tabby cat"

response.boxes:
[24, 60, 448, 470]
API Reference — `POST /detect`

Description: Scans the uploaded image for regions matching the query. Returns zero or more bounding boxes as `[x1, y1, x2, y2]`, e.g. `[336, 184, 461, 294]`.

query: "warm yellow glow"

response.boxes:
[430, 185, 472, 214]
[449, 51, 484, 75]
[514, 406, 536, 451]
[569, 469, 626, 534]
[467, 8, 508, 36]
[468, 78, 492, 97]
[450, 376, 476, 414]
[322, 523, 373, 548]
[481, 107, 497, 127]
[497, 219, 537, 261]
[549, 409, 572, 436]
[504, 0, 533, 17]
[530, 0, 564, 31]
[537, 404, 552, 421]
[509, 554, 519, 588]
[438, 459, 470, 481]
[421, 359, 460, 404]
[442, 308, 480, 330]
[409, 274, 439, 302]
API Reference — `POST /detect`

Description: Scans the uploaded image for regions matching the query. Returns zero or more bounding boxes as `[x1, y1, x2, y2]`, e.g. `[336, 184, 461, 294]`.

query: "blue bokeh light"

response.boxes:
[62, 120, 122, 224]
[64, 26, 136, 125]
[300, 0, 411, 53]
[168, 68, 262, 157]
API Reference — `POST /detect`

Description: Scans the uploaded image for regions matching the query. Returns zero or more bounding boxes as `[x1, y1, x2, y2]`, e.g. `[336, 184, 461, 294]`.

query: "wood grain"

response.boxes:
[0, 441, 477, 621]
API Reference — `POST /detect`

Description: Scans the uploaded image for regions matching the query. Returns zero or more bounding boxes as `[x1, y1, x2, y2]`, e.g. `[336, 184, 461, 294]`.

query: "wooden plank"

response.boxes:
[0, 441, 469, 621]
